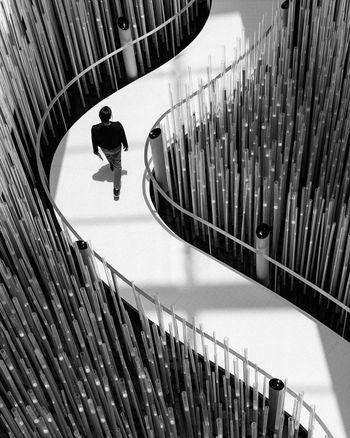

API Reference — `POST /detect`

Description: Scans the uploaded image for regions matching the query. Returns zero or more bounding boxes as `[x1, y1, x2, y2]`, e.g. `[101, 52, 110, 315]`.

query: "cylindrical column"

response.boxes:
[281, 0, 289, 27]
[76, 240, 98, 283]
[267, 378, 284, 432]
[256, 223, 270, 286]
[117, 17, 138, 81]
[149, 128, 168, 193]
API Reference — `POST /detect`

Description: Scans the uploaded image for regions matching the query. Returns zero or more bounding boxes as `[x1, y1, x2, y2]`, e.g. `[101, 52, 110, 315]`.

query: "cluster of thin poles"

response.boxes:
[0, 0, 328, 436]
[161, 0, 350, 306]
[0, 0, 204, 179]
[0, 130, 317, 436]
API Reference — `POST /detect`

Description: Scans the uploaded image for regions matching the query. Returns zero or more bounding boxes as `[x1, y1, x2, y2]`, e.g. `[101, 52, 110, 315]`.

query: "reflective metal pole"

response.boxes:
[149, 128, 169, 193]
[281, 0, 289, 27]
[267, 378, 284, 432]
[117, 17, 138, 80]
[256, 223, 271, 286]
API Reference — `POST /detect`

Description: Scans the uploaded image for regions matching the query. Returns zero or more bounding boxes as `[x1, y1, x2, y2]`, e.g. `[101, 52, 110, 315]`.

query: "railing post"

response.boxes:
[256, 223, 271, 286]
[117, 17, 138, 81]
[281, 0, 289, 27]
[267, 378, 284, 433]
[149, 128, 169, 193]
[76, 240, 98, 282]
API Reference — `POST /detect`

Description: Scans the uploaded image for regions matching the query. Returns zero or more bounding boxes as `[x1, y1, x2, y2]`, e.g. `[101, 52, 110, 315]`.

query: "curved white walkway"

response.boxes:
[50, 1, 350, 437]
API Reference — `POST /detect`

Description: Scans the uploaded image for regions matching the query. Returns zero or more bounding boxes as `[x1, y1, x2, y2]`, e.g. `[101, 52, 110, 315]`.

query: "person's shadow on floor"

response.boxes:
[92, 164, 128, 183]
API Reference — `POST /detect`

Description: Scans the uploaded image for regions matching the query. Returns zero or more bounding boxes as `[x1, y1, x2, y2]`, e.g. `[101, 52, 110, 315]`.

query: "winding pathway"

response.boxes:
[49, 1, 350, 437]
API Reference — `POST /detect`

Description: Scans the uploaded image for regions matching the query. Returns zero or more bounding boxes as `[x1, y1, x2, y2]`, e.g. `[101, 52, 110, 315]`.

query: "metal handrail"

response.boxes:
[34, 0, 199, 160]
[34, 2, 201, 281]
[145, 137, 350, 314]
[32, 3, 334, 435]
[143, 54, 350, 317]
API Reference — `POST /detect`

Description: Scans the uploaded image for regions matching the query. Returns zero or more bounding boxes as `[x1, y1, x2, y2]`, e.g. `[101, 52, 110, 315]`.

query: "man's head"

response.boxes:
[99, 106, 112, 123]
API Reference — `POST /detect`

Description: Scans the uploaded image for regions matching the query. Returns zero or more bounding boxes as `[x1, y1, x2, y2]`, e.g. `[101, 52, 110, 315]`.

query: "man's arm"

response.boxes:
[91, 125, 100, 155]
[119, 123, 128, 151]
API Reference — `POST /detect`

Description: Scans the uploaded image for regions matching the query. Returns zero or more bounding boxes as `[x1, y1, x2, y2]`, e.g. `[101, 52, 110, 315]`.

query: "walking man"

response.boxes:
[91, 106, 128, 200]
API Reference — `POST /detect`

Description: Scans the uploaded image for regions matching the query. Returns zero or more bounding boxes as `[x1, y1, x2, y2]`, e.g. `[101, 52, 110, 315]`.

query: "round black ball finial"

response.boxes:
[269, 378, 285, 391]
[117, 17, 130, 30]
[256, 223, 271, 239]
[281, 0, 289, 9]
[149, 128, 161, 139]
[76, 240, 88, 250]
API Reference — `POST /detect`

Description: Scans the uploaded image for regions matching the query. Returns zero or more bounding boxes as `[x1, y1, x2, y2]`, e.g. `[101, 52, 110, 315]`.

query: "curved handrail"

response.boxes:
[143, 60, 350, 317]
[34, 0, 198, 162]
[34, 0, 200, 253]
[142, 71, 341, 438]
[34, 2, 201, 284]
[32, 2, 334, 436]
[145, 133, 350, 314]
[141, 174, 335, 437]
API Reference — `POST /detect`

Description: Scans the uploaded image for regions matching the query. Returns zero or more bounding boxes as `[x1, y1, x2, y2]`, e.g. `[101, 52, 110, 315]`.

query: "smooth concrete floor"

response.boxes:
[50, 1, 350, 437]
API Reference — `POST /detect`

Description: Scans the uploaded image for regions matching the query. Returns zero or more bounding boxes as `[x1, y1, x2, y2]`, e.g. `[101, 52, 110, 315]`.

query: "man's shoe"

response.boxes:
[110, 164, 114, 171]
[113, 188, 120, 200]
